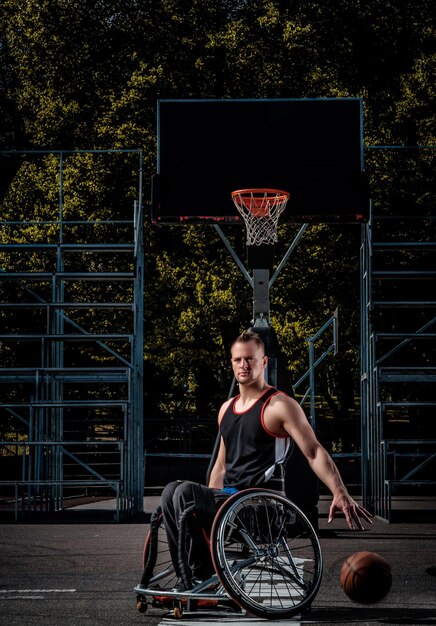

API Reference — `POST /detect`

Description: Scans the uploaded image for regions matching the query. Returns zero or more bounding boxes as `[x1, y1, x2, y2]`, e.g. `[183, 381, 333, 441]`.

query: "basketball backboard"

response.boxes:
[152, 98, 369, 224]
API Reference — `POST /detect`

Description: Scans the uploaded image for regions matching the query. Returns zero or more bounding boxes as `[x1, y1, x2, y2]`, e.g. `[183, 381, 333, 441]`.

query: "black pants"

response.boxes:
[161, 480, 229, 580]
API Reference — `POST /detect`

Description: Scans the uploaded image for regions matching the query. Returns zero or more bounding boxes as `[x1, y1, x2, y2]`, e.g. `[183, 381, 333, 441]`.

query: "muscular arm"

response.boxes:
[269, 395, 372, 530]
[286, 405, 346, 495]
[208, 437, 226, 489]
[208, 400, 231, 489]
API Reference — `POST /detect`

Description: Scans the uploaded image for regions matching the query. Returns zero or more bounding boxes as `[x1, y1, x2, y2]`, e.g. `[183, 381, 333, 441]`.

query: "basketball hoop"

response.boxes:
[231, 188, 290, 246]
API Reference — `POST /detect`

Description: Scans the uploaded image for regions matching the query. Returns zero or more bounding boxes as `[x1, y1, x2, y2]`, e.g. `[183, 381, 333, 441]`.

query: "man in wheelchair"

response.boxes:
[158, 330, 372, 592]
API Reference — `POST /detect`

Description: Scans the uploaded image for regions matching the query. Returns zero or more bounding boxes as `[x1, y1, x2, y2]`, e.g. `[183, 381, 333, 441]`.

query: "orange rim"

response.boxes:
[231, 188, 289, 201]
[231, 188, 289, 217]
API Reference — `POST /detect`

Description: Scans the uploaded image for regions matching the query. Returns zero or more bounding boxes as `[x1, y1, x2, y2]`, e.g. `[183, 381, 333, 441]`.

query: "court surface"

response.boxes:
[1, 495, 435, 626]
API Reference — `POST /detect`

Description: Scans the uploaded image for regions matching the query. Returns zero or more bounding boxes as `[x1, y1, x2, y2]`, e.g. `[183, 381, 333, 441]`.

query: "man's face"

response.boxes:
[230, 340, 267, 386]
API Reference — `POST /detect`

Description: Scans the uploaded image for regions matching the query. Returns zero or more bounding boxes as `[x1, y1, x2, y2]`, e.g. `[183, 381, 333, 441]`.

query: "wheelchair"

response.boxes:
[134, 488, 323, 620]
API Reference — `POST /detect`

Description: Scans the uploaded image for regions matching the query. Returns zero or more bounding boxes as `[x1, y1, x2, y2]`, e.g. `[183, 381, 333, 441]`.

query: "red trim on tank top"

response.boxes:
[261, 390, 290, 439]
[231, 387, 275, 415]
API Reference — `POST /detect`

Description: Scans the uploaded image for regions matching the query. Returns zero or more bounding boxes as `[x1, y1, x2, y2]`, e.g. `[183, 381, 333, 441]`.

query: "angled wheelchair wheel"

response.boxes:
[210, 489, 323, 620]
[141, 506, 178, 590]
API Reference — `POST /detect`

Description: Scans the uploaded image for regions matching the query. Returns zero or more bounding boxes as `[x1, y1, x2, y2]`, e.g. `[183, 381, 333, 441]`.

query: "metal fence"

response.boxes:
[0, 149, 144, 520]
[361, 146, 436, 520]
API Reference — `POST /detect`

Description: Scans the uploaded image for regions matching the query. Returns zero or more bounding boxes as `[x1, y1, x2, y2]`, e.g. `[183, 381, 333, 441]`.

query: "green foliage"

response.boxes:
[0, 0, 434, 444]
[143, 224, 251, 419]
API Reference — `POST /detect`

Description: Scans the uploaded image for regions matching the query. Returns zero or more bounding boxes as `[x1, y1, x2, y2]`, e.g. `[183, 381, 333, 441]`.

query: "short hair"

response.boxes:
[230, 330, 265, 354]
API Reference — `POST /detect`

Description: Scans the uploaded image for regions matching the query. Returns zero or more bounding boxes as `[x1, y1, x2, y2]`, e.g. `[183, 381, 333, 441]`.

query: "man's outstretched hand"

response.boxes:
[328, 490, 373, 530]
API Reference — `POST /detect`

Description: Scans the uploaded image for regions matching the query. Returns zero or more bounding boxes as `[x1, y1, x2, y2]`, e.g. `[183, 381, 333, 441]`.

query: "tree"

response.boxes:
[0, 0, 434, 448]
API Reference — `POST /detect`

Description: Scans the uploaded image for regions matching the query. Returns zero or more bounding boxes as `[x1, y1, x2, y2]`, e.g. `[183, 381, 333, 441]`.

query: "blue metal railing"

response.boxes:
[0, 149, 144, 521]
[293, 310, 339, 430]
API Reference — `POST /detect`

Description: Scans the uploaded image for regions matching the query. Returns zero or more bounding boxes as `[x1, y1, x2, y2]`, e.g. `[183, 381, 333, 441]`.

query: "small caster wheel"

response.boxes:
[136, 598, 147, 613]
[173, 601, 183, 619]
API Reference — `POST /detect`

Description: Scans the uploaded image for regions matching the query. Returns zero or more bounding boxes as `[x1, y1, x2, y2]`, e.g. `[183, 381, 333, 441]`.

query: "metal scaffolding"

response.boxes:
[0, 150, 144, 520]
[361, 146, 436, 520]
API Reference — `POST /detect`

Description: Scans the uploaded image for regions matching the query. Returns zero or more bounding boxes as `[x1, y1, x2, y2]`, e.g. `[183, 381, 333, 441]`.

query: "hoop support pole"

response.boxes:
[269, 224, 309, 288]
[252, 269, 270, 326]
[213, 224, 253, 288]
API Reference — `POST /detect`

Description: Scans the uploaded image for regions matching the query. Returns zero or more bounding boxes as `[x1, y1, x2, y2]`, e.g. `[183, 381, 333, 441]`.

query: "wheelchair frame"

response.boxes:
[135, 488, 323, 620]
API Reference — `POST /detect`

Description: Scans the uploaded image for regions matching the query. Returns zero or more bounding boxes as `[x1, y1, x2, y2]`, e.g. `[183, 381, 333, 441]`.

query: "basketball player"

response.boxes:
[159, 330, 372, 587]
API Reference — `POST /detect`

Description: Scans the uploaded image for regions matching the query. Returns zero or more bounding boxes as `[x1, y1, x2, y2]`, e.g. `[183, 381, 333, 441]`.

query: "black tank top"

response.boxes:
[220, 387, 292, 491]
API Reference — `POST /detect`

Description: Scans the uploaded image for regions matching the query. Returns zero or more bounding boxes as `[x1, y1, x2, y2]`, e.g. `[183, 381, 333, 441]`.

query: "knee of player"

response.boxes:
[173, 480, 196, 501]
[161, 480, 183, 505]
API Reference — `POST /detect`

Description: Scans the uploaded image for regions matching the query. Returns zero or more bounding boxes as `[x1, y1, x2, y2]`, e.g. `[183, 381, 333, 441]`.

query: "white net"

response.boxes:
[231, 189, 290, 246]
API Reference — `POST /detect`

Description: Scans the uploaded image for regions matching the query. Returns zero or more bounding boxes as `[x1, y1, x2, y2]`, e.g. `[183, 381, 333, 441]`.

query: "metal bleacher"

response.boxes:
[361, 146, 436, 521]
[0, 150, 144, 521]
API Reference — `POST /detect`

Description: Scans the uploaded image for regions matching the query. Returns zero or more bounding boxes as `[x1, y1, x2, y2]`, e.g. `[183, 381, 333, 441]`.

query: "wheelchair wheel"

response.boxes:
[141, 507, 178, 590]
[210, 489, 323, 620]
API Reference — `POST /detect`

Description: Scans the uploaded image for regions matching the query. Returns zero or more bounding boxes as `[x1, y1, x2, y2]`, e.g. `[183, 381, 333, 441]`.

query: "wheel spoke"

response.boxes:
[211, 490, 323, 619]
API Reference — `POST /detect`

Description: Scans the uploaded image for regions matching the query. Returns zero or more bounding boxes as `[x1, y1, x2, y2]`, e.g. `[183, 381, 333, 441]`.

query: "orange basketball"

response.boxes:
[340, 551, 392, 604]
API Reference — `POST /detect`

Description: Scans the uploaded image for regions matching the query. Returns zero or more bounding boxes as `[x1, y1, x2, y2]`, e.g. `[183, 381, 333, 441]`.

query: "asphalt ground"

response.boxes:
[0, 495, 435, 626]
